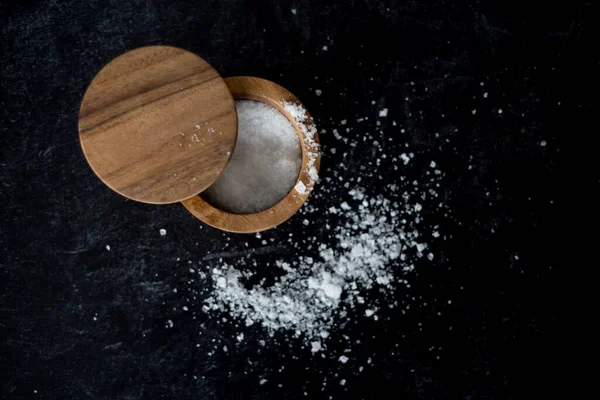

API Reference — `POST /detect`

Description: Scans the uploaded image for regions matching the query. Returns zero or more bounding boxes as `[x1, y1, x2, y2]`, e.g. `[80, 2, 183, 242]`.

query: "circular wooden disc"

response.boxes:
[79, 46, 237, 204]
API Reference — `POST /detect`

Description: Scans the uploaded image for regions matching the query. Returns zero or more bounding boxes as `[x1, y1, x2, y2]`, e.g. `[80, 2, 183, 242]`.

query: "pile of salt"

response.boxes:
[203, 100, 302, 214]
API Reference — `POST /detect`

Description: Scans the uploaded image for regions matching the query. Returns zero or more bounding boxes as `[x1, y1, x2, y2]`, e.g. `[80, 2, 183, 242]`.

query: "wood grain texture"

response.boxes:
[181, 76, 321, 233]
[78, 46, 237, 204]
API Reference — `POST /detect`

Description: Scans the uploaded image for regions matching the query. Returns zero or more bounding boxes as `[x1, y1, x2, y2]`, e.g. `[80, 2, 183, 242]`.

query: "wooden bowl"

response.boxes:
[181, 76, 321, 233]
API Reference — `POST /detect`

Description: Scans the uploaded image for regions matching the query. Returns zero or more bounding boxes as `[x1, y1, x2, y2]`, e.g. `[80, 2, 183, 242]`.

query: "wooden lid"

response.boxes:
[78, 46, 237, 204]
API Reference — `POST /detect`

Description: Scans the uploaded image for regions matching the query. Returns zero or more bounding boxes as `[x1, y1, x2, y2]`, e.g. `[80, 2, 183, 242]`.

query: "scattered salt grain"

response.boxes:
[498, 109, 503, 114]
[311, 341, 322, 353]
[379, 108, 388, 117]
[322, 45, 328, 51]
[483, 92, 488, 98]
[260, 379, 268, 385]
[291, 8, 297, 14]
[315, 89, 322, 96]
[105, 245, 110, 251]
[365, 309, 375, 317]
[340, 379, 346, 386]
[203, 100, 303, 214]
[540, 140, 547, 147]
[339, 355, 349, 363]
[471, 109, 477, 115]
[159, 228, 167, 236]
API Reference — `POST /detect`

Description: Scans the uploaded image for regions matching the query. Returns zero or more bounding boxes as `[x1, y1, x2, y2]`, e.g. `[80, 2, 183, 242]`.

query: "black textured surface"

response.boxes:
[0, 0, 592, 399]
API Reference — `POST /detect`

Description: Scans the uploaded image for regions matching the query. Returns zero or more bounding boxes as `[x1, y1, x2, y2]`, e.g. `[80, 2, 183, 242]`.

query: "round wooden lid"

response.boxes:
[78, 46, 237, 204]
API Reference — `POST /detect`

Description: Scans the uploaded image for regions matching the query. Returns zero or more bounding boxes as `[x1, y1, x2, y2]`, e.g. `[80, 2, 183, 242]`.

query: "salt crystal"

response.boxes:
[430, 161, 436, 168]
[203, 100, 302, 214]
[322, 45, 328, 51]
[315, 89, 322, 96]
[295, 181, 307, 195]
[540, 140, 547, 147]
[322, 281, 342, 299]
[339, 355, 349, 363]
[365, 309, 375, 317]
[291, 8, 297, 14]
[498, 109, 503, 114]
[471, 109, 477, 115]
[340, 379, 346, 386]
[260, 379, 268, 385]
[379, 108, 388, 117]
[159, 228, 167, 236]
[483, 92, 488, 98]
[311, 341, 322, 353]
[105, 245, 110, 251]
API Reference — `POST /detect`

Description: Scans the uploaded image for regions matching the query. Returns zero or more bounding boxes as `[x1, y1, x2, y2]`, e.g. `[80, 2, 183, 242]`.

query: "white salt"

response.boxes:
[379, 108, 388, 117]
[159, 228, 167, 236]
[294, 181, 307, 195]
[203, 100, 302, 214]
[311, 341, 322, 353]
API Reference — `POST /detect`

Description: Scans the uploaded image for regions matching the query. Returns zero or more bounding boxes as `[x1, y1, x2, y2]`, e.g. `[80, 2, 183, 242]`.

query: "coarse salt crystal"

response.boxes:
[295, 181, 307, 195]
[311, 341, 322, 353]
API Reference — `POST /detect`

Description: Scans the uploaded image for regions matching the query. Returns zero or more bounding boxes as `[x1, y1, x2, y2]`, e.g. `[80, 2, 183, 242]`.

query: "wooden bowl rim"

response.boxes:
[180, 76, 321, 233]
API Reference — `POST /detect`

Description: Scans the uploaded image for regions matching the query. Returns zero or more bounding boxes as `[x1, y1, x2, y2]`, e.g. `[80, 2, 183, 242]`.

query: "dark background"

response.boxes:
[0, 0, 593, 399]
